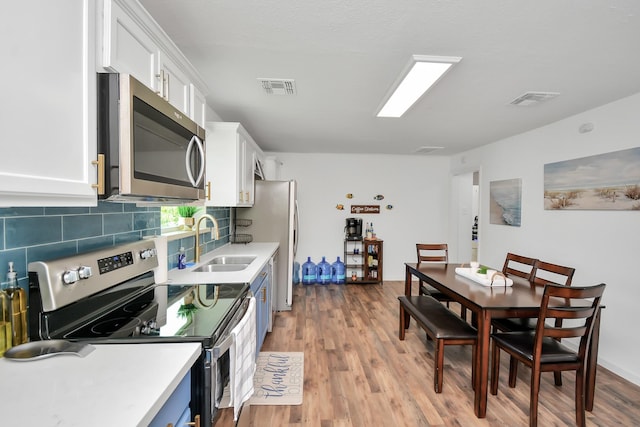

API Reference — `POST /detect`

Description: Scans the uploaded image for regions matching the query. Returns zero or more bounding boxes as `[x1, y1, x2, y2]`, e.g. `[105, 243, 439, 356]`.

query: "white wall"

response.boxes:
[450, 92, 640, 385]
[266, 153, 451, 280]
[262, 92, 640, 385]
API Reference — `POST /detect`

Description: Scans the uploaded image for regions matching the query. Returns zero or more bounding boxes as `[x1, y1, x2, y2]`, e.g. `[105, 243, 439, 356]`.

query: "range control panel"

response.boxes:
[29, 240, 160, 312]
[97, 251, 135, 274]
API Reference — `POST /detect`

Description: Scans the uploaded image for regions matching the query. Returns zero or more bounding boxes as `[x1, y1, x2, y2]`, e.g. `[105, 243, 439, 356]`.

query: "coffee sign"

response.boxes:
[350, 205, 380, 214]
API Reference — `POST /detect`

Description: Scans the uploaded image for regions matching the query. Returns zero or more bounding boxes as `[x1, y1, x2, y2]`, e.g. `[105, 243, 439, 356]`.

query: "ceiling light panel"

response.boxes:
[376, 55, 461, 118]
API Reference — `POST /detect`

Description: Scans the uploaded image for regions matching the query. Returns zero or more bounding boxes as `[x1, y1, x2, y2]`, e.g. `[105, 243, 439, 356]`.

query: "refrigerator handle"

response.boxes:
[293, 200, 299, 256]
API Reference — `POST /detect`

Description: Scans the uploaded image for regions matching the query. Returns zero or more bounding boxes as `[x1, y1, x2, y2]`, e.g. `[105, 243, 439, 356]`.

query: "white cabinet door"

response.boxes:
[242, 138, 257, 205]
[0, 0, 97, 206]
[205, 122, 260, 207]
[102, 0, 159, 91]
[158, 52, 190, 116]
[190, 84, 207, 128]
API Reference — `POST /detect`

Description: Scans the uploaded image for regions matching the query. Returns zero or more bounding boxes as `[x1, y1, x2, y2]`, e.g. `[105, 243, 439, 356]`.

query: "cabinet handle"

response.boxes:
[91, 154, 105, 195]
[239, 191, 243, 203]
[245, 191, 250, 202]
[262, 287, 266, 303]
[156, 70, 165, 97]
[164, 72, 170, 101]
[260, 271, 267, 278]
[185, 414, 200, 427]
[206, 181, 211, 200]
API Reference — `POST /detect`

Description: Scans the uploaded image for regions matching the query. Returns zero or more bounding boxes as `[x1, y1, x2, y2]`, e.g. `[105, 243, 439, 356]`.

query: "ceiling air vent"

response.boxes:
[414, 146, 443, 155]
[258, 78, 297, 95]
[509, 91, 560, 106]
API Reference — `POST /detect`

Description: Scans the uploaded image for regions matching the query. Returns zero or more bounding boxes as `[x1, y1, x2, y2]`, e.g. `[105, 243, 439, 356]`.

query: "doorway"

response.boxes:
[451, 170, 480, 263]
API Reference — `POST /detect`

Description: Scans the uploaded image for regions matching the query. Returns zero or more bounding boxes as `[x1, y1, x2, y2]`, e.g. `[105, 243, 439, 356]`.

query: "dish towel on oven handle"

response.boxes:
[229, 296, 257, 421]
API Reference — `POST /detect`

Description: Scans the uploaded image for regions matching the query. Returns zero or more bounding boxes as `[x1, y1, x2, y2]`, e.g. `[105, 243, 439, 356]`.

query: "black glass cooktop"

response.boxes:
[37, 274, 248, 347]
[154, 283, 249, 344]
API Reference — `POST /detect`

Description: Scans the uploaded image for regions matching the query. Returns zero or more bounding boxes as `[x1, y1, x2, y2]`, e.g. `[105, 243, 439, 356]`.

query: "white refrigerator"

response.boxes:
[235, 180, 298, 311]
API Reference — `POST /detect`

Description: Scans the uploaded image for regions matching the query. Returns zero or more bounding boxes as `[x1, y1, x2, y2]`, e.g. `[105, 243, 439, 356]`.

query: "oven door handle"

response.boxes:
[211, 293, 253, 359]
[212, 333, 233, 359]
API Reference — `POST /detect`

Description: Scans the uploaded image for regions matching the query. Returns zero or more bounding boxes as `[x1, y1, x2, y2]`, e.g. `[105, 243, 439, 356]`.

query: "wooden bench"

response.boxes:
[398, 295, 477, 393]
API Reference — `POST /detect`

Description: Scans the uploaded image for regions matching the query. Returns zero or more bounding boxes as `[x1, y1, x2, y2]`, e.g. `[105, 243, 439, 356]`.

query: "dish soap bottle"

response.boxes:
[0, 285, 10, 356]
[5, 262, 27, 346]
[178, 247, 187, 270]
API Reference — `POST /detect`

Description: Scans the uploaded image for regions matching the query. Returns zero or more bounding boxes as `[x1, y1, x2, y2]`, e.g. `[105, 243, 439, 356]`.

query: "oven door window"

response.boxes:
[132, 97, 204, 189]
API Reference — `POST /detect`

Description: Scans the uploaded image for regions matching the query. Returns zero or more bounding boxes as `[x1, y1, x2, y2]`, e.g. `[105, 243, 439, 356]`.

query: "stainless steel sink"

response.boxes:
[207, 256, 256, 265]
[191, 255, 256, 273]
[192, 264, 249, 273]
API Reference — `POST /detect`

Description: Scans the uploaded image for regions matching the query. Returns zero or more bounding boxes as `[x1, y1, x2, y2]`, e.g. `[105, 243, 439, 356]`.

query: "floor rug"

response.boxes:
[249, 351, 304, 405]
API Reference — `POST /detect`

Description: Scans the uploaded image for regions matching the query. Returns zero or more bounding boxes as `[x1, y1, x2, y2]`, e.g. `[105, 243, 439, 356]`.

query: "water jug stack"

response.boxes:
[292, 261, 301, 285]
[331, 256, 346, 284]
[317, 257, 332, 285]
[302, 257, 317, 285]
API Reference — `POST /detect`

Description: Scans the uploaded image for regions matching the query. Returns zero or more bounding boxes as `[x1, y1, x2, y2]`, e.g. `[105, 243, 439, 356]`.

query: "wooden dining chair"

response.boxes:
[493, 260, 576, 386]
[416, 244, 466, 320]
[501, 252, 538, 281]
[490, 283, 606, 427]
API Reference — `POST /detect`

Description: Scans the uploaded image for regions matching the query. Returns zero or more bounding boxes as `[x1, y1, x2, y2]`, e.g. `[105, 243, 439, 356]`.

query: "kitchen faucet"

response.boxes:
[194, 214, 220, 263]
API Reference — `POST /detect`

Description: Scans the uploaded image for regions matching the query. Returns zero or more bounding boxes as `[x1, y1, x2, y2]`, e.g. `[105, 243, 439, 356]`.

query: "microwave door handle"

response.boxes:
[185, 136, 198, 186]
[185, 135, 206, 187]
[193, 136, 205, 186]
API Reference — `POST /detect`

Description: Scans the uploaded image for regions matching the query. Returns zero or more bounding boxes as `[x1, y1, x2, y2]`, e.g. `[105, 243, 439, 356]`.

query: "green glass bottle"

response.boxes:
[0, 287, 10, 356]
[5, 262, 27, 346]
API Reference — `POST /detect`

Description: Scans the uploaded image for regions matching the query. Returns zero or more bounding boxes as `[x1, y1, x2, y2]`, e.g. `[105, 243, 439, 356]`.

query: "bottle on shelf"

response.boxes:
[331, 257, 346, 284]
[365, 222, 372, 239]
[302, 257, 317, 285]
[317, 257, 332, 285]
[5, 262, 27, 346]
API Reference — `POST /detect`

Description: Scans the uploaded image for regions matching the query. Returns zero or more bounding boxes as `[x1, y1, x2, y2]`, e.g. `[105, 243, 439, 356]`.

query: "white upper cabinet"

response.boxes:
[157, 51, 190, 116]
[102, 0, 158, 91]
[190, 84, 207, 128]
[100, 0, 206, 118]
[205, 122, 264, 207]
[0, 0, 98, 206]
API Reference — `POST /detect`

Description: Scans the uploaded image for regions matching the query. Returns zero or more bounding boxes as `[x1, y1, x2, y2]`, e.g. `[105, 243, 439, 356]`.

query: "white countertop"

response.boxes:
[0, 342, 201, 426]
[167, 242, 279, 285]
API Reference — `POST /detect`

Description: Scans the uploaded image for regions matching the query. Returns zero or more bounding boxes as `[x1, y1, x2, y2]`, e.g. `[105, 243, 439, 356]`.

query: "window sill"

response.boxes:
[161, 227, 214, 242]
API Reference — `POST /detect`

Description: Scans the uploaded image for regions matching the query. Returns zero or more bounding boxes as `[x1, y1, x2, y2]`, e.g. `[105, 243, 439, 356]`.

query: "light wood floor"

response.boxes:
[216, 281, 640, 426]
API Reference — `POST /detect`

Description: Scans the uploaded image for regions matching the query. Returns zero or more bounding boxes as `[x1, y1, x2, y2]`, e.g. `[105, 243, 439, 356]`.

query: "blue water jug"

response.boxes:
[293, 261, 300, 284]
[317, 256, 332, 285]
[302, 257, 317, 285]
[331, 256, 346, 284]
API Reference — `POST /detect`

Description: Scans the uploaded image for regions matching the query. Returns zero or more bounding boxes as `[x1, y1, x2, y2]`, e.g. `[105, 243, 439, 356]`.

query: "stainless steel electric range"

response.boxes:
[27, 240, 250, 426]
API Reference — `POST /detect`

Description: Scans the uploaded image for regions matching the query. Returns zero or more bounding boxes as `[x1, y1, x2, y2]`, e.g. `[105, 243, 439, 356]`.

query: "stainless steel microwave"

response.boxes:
[97, 73, 206, 203]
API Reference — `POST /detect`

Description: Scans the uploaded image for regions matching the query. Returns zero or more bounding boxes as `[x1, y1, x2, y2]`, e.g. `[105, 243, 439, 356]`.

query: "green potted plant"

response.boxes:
[177, 206, 199, 230]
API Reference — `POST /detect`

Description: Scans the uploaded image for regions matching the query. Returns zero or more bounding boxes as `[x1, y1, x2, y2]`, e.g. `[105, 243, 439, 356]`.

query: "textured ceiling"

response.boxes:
[140, 0, 640, 155]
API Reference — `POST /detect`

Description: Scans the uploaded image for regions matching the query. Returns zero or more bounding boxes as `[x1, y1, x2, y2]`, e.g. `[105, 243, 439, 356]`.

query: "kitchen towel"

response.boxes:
[229, 296, 257, 421]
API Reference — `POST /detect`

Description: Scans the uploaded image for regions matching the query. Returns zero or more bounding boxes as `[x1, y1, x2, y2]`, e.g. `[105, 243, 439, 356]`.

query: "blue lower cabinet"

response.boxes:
[250, 264, 271, 357]
[149, 370, 191, 427]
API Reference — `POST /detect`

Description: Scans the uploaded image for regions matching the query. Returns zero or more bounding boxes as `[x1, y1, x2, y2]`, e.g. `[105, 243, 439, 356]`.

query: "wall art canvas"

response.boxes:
[490, 178, 522, 226]
[544, 147, 640, 210]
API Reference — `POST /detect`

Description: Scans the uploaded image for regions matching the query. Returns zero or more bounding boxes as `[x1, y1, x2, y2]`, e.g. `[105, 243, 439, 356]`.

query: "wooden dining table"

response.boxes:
[404, 262, 603, 419]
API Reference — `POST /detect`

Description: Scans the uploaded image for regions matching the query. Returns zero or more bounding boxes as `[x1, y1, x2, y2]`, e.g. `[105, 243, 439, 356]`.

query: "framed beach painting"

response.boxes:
[544, 147, 640, 210]
[490, 178, 522, 226]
